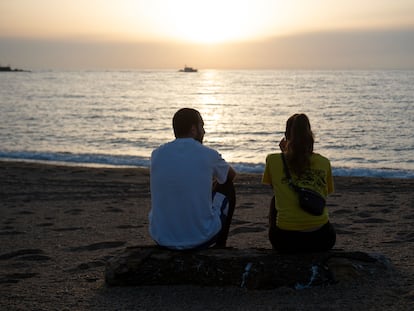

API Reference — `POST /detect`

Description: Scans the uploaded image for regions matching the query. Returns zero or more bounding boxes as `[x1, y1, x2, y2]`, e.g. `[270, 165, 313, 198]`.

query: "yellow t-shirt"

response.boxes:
[262, 153, 334, 231]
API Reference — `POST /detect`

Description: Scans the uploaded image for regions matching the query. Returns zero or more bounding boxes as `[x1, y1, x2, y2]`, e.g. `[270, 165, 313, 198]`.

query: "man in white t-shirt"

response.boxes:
[149, 108, 236, 250]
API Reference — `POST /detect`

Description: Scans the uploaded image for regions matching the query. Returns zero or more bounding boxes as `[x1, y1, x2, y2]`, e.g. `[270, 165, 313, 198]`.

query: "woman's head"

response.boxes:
[284, 113, 314, 175]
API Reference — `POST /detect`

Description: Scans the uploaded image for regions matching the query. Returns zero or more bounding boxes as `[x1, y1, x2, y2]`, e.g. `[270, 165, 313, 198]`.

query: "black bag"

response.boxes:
[295, 186, 326, 216]
[281, 154, 326, 216]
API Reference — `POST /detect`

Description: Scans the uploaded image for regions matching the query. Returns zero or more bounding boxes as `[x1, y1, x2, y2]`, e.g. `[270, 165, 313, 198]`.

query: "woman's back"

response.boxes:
[263, 152, 333, 231]
[262, 113, 336, 252]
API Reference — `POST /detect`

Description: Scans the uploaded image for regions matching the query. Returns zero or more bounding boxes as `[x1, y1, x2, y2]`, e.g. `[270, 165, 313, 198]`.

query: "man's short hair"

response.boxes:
[173, 108, 201, 138]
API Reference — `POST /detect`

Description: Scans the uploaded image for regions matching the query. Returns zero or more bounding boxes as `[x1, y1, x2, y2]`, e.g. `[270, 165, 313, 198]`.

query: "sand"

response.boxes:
[0, 160, 413, 310]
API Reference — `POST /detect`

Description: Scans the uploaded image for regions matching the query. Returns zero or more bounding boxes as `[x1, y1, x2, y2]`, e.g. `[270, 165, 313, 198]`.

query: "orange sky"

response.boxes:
[1, 0, 414, 69]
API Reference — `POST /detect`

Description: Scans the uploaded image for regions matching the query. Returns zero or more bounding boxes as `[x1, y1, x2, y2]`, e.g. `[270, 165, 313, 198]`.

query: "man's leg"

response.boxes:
[213, 180, 236, 248]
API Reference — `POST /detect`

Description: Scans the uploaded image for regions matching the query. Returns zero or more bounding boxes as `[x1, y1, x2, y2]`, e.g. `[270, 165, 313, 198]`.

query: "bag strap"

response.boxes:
[281, 153, 300, 191]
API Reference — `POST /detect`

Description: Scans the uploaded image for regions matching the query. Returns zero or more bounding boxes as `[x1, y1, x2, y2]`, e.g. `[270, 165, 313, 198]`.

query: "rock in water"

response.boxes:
[105, 246, 393, 289]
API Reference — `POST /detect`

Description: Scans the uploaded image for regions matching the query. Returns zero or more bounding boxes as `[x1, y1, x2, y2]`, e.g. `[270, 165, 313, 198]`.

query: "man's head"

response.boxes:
[172, 108, 205, 143]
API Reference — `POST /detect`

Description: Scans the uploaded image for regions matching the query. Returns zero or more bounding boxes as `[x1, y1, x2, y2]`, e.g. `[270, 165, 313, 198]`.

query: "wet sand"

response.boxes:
[0, 160, 413, 310]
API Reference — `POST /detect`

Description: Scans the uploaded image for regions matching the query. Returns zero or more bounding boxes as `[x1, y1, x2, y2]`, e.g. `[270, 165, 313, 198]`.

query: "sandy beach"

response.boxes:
[1, 160, 413, 310]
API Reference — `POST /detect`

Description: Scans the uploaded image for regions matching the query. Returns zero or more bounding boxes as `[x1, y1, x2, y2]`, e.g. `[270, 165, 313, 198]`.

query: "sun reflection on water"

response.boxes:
[196, 70, 225, 135]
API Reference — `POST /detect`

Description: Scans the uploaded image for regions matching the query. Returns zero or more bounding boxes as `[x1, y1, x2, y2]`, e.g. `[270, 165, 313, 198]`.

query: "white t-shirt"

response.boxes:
[149, 138, 230, 249]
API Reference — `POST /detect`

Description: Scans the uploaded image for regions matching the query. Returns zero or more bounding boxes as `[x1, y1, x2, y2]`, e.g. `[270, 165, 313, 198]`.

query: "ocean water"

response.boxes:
[0, 70, 413, 178]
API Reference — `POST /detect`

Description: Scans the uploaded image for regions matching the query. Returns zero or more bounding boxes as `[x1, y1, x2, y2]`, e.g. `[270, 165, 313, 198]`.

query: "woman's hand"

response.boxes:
[279, 137, 287, 152]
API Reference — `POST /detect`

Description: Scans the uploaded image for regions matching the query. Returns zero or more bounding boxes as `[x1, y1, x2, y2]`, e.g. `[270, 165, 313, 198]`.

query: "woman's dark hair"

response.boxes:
[173, 108, 201, 138]
[284, 113, 314, 176]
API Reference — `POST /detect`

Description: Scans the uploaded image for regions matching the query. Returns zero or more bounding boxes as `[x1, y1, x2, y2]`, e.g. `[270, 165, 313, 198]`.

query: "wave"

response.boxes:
[1, 150, 413, 179]
[332, 166, 414, 179]
[0, 150, 150, 168]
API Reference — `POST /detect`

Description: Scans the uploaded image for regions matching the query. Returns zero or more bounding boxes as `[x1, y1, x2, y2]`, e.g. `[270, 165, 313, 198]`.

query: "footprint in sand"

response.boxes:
[17, 210, 34, 215]
[231, 219, 251, 225]
[105, 206, 124, 213]
[327, 203, 339, 207]
[116, 224, 143, 229]
[230, 225, 266, 236]
[0, 249, 50, 261]
[17, 254, 51, 261]
[75, 260, 107, 271]
[404, 214, 414, 220]
[52, 227, 84, 232]
[36, 222, 54, 227]
[396, 232, 414, 242]
[332, 209, 353, 215]
[335, 229, 355, 235]
[1, 226, 14, 230]
[0, 272, 39, 284]
[330, 193, 342, 198]
[0, 230, 25, 235]
[66, 241, 126, 252]
[366, 203, 388, 208]
[67, 255, 114, 273]
[356, 211, 372, 218]
[64, 208, 84, 215]
[332, 223, 355, 235]
[3, 218, 16, 225]
[383, 195, 397, 202]
[354, 218, 390, 224]
[237, 202, 255, 209]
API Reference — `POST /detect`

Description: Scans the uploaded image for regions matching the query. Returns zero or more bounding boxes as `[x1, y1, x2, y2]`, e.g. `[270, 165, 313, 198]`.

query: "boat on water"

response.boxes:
[179, 66, 198, 72]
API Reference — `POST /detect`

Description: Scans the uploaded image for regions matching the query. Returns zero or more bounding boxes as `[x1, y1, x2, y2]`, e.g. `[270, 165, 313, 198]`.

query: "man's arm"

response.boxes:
[226, 166, 236, 183]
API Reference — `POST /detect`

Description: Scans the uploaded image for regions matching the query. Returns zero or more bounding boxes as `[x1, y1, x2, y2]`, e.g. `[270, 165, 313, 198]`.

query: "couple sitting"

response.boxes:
[149, 108, 336, 253]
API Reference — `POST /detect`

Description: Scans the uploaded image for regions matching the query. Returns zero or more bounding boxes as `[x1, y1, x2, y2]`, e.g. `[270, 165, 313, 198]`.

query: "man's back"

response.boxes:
[149, 138, 229, 249]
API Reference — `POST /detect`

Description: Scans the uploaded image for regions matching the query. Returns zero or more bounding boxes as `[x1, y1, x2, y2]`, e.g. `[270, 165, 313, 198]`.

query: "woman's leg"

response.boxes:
[268, 196, 278, 248]
[268, 196, 336, 252]
[308, 222, 336, 252]
[271, 223, 336, 253]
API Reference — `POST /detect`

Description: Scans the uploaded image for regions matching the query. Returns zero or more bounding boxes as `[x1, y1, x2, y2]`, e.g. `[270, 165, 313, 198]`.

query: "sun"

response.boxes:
[122, 0, 289, 44]
[161, 0, 254, 44]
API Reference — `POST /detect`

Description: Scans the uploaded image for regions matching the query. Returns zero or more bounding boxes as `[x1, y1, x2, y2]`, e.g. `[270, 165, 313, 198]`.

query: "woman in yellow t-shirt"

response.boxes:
[262, 113, 336, 252]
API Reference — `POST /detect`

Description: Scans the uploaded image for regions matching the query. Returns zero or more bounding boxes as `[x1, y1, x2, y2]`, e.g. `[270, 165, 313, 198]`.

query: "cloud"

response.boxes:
[1, 28, 413, 69]
[255, 28, 414, 69]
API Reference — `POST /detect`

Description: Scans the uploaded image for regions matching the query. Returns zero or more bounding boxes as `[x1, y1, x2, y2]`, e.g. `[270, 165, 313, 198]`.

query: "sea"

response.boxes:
[1, 70, 413, 178]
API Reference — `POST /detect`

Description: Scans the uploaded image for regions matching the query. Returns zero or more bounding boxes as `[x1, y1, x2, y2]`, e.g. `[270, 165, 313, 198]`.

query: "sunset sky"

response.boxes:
[1, 0, 414, 69]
